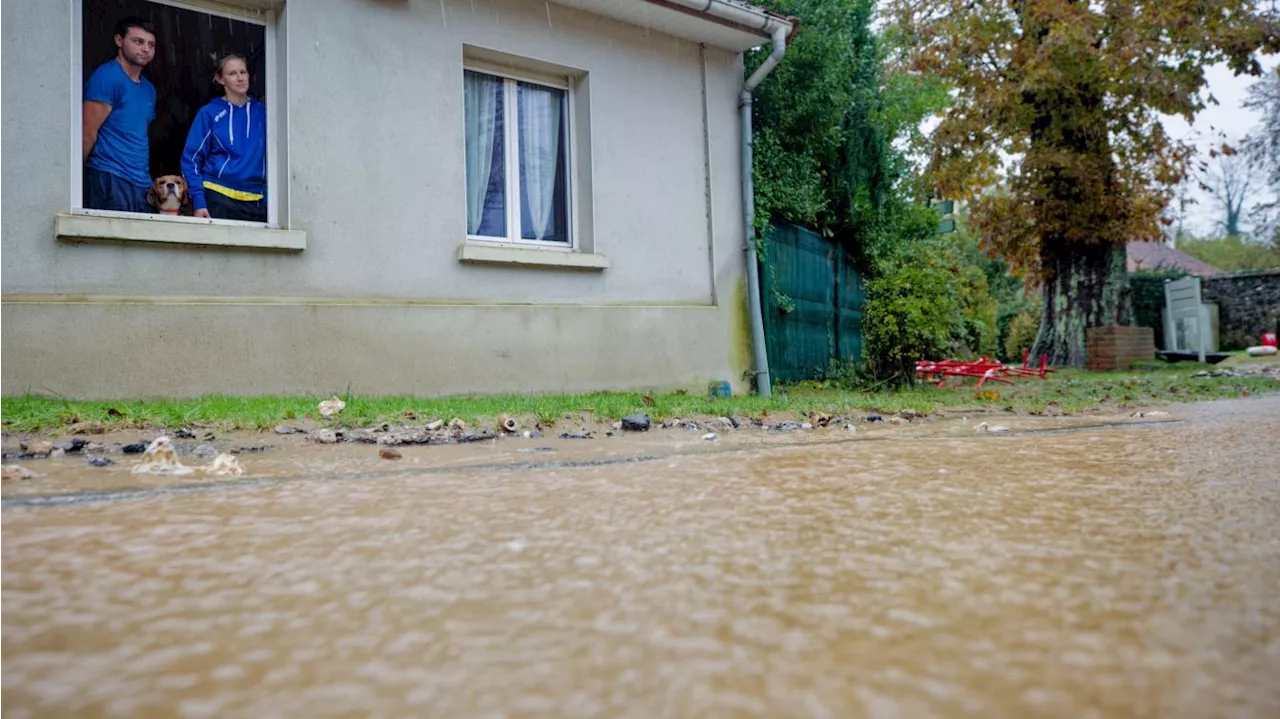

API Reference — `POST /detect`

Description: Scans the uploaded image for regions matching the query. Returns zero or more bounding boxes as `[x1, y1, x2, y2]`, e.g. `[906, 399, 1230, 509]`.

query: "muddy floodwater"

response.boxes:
[4, 396, 1280, 717]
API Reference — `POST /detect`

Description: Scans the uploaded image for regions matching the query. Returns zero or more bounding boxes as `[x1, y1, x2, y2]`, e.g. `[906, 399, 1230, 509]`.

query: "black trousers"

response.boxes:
[206, 190, 266, 222]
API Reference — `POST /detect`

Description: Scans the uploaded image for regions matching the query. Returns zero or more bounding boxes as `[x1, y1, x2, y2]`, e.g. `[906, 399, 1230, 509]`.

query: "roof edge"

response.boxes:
[640, 0, 799, 45]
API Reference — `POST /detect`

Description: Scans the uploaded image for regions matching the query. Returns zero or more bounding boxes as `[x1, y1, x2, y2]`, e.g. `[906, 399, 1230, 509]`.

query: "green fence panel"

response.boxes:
[834, 249, 865, 367]
[760, 222, 865, 382]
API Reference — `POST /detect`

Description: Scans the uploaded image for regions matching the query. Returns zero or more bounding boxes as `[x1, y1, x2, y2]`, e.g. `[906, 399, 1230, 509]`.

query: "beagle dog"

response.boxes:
[147, 175, 191, 215]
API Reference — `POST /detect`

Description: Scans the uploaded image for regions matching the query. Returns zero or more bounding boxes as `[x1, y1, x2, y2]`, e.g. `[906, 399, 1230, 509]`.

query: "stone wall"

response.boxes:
[1201, 270, 1280, 349]
[1087, 325, 1155, 371]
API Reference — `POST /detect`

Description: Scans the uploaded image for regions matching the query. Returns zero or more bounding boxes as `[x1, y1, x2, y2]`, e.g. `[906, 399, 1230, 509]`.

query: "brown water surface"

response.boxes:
[4, 397, 1280, 717]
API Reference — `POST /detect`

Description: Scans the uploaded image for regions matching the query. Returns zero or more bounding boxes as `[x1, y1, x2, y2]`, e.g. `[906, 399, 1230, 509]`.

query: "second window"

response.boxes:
[463, 68, 571, 245]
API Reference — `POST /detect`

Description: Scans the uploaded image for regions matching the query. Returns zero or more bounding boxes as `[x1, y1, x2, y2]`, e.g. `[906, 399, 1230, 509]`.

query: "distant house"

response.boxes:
[1, 0, 795, 399]
[1126, 241, 1220, 277]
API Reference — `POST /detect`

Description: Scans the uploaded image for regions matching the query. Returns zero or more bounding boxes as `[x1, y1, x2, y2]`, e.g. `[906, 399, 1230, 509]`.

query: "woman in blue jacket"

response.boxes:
[181, 54, 266, 222]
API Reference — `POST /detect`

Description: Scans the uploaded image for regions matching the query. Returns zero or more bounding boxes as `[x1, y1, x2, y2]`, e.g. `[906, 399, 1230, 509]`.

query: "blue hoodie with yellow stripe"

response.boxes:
[181, 97, 266, 210]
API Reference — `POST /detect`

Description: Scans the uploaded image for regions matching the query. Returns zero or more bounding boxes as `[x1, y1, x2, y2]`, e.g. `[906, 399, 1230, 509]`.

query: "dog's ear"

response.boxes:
[145, 187, 159, 208]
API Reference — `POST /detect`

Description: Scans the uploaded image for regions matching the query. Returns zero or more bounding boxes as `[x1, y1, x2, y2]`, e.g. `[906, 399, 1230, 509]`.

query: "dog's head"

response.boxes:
[147, 175, 189, 214]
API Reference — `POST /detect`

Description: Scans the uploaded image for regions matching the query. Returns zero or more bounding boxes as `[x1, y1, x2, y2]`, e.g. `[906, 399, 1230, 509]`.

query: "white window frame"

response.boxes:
[463, 62, 577, 252]
[69, 0, 281, 230]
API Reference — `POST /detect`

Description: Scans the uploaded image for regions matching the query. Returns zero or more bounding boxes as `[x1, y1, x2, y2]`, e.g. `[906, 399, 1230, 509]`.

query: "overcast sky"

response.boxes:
[1154, 57, 1277, 237]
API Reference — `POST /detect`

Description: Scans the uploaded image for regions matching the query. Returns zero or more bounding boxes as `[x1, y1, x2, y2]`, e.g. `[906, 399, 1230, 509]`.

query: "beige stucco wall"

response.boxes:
[1, 0, 753, 399]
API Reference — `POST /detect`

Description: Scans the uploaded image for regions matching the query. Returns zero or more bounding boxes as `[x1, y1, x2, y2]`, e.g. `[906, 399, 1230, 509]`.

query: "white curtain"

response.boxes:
[464, 72, 500, 234]
[519, 84, 563, 241]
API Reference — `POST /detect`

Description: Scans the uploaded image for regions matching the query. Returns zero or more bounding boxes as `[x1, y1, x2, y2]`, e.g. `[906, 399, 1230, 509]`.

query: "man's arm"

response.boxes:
[82, 101, 112, 164]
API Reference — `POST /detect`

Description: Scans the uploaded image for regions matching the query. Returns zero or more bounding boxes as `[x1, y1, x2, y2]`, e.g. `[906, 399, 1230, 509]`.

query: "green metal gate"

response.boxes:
[759, 222, 865, 383]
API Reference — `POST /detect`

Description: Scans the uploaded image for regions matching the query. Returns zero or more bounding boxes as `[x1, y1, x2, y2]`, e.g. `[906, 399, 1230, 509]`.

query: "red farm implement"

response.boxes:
[915, 352, 1056, 388]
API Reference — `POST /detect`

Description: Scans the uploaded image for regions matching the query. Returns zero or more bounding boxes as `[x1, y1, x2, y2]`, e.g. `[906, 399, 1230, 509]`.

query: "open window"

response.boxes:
[74, 0, 279, 228]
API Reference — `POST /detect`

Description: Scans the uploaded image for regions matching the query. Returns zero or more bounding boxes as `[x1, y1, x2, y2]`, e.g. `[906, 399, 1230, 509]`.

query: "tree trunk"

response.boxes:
[1030, 241, 1130, 367]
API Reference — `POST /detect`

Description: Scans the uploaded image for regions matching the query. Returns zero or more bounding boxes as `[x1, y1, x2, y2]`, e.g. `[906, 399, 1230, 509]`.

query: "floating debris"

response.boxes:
[844, 423, 857, 433]
[518, 447, 556, 454]
[379, 447, 402, 460]
[204, 453, 244, 477]
[705, 417, 737, 432]
[273, 425, 304, 435]
[20, 441, 54, 456]
[173, 428, 197, 439]
[558, 432, 593, 440]
[2, 465, 35, 481]
[1131, 411, 1170, 418]
[702, 433, 718, 441]
[86, 456, 114, 468]
[448, 418, 468, 431]
[425, 419, 445, 431]
[311, 428, 339, 444]
[122, 441, 148, 454]
[975, 422, 1010, 434]
[809, 412, 832, 428]
[378, 429, 428, 446]
[130, 437, 193, 475]
[498, 414, 519, 433]
[458, 432, 498, 443]
[1192, 369, 1241, 378]
[318, 396, 346, 418]
[190, 443, 219, 461]
[621, 414, 651, 432]
[51, 439, 88, 454]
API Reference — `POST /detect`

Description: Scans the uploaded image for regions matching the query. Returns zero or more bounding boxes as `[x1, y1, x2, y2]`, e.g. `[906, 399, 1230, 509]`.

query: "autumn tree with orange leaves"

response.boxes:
[884, 0, 1279, 365]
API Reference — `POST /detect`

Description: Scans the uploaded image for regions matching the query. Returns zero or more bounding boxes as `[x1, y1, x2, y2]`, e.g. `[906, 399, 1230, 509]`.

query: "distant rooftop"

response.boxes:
[1126, 241, 1220, 277]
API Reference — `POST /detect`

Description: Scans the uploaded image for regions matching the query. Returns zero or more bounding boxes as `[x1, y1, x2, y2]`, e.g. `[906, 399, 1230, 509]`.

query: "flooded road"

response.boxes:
[4, 396, 1280, 717]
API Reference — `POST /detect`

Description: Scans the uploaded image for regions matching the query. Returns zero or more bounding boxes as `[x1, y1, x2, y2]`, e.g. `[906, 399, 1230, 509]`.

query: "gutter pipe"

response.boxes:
[739, 24, 789, 397]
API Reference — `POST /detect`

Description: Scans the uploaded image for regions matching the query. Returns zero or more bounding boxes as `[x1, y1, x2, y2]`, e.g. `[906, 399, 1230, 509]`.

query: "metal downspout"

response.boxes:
[741, 26, 787, 397]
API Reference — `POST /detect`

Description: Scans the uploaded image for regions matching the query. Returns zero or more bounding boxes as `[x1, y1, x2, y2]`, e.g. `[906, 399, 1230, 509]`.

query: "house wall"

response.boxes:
[1, 0, 753, 399]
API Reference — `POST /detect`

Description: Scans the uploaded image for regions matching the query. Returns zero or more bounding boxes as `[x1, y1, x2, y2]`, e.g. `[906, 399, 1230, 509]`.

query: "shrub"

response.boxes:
[1004, 305, 1041, 362]
[1129, 269, 1186, 350]
[863, 260, 958, 383]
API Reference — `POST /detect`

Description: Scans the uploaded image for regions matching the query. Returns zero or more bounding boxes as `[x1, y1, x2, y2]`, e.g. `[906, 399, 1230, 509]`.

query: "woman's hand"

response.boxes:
[194, 209, 211, 218]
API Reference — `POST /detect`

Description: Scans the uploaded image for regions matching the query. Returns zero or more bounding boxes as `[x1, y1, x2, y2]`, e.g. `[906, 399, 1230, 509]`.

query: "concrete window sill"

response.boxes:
[55, 213, 306, 251]
[457, 243, 609, 271]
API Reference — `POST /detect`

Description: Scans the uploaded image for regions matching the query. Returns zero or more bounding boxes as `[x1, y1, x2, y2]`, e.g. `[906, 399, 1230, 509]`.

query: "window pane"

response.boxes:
[517, 82, 569, 243]
[463, 70, 506, 237]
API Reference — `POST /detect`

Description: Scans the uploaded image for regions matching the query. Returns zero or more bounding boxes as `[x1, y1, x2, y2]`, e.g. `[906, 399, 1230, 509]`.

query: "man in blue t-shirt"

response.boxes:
[83, 16, 157, 213]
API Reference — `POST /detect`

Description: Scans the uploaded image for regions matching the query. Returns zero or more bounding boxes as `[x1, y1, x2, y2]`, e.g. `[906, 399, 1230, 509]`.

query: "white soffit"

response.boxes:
[551, 0, 791, 51]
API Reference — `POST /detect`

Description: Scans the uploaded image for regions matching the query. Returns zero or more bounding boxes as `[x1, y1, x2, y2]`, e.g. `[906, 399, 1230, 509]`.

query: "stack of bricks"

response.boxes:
[1087, 325, 1155, 371]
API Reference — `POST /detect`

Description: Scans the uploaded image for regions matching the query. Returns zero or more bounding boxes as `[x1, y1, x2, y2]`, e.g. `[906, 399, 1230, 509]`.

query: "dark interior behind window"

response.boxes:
[83, 0, 266, 187]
